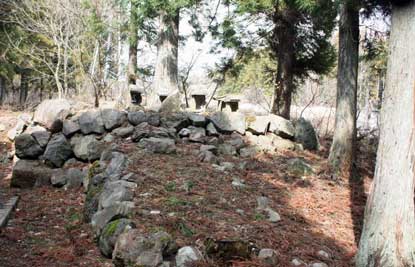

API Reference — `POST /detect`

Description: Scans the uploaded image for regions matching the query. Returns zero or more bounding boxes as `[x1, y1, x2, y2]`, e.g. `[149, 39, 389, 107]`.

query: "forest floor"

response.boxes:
[0, 109, 376, 267]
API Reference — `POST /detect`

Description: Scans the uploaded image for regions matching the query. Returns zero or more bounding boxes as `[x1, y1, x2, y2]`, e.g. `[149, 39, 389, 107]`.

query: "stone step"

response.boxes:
[0, 196, 19, 228]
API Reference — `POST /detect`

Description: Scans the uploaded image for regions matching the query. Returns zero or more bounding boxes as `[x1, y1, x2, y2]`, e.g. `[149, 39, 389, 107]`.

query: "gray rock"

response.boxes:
[291, 258, 305, 266]
[200, 145, 218, 155]
[31, 129, 51, 148]
[287, 158, 314, 177]
[34, 99, 71, 129]
[113, 230, 177, 267]
[317, 250, 330, 259]
[176, 246, 203, 267]
[188, 127, 206, 143]
[265, 208, 281, 223]
[258, 248, 279, 265]
[206, 122, 219, 136]
[178, 128, 191, 138]
[188, 113, 206, 127]
[105, 152, 128, 180]
[272, 135, 296, 151]
[218, 144, 237, 156]
[138, 138, 176, 154]
[44, 134, 73, 167]
[64, 168, 84, 189]
[198, 150, 218, 164]
[91, 201, 135, 236]
[71, 135, 96, 161]
[227, 133, 245, 149]
[159, 92, 182, 113]
[87, 140, 106, 162]
[99, 184, 134, 209]
[128, 111, 147, 126]
[239, 147, 259, 158]
[210, 112, 246, 135]
[98, 219, 135, 258]
[62, 119, 80, 137]
[132, 123, 173, 142]
[112, 126, 134, 138]
[15, 134, 44, 159]
[247, 116, 270, 135]
[101, 109, 127, 130]
[294, 118, 320, 150]
[11, 160, 54, 188]
[268, 114, 295, 139]
[79, 111, 105, 135]
[310, 263, 328, 267]
[50, 169, 67, 187]
[256, 196, 269, 210]
[160, 113, 190, 131]
[103, 134, 115, 143]
[232, 178, 246, 189]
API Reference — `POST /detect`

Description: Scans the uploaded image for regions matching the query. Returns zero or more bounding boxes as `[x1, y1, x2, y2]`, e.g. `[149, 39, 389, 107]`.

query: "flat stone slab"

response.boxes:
[0, 196, 19, 228]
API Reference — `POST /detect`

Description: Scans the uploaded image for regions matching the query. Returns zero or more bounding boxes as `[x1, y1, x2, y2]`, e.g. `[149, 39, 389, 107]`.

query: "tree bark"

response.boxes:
[270, 11, 295, 120]
[128, 0, 139, 86]
[148, 9, 180, 110]
[328, 1, 359, 177]
[0, 76, 6, 105]
[356, 2, 415, 266]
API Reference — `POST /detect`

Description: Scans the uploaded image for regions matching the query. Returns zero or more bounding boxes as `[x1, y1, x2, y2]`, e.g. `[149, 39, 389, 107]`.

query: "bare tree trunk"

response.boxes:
[128, 0, 139, 86]
[55, 42, 63, 99]
[0, 76, 6, 105]
[63, 34, 69, 96]
[328, 1, 359, 177]
[356, 2, 415, 266]
[19, 70, 29, 108]
[148, 9, 180, 110]
[270, 12, 295, 120]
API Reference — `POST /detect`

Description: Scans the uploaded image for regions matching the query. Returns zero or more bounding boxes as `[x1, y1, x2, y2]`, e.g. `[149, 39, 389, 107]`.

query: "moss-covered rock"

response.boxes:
[98, 219, 135, 258]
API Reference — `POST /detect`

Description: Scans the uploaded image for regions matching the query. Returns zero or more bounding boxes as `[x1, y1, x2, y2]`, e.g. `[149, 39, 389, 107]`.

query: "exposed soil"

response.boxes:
[0, 110, 375, 267]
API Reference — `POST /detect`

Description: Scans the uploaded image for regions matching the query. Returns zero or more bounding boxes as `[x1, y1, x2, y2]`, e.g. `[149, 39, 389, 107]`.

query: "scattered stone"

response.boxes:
[198, 150, 218, 164]
[138, 137, 176, 154]
[43, 134, 73, 167]
[205, 239, 254, 261]
[11, 160, 54, 188]
[62, 119, 80, 137]
[200, 145, 218, 155]
[210, 112, 246, 135]
[218, 144, 237, 156]
[176, 246, 203, 267]
[268, 114, 295, 139]
[34, 99, 71, 129]
[14, 134, 44, 159]
[79, 111, 105, 135]
[310, 262, 329, 267]
[227, 134, 245, 149]
[317, 250, 331, 259]
[113, 230, 177, 267]
[188, 113, 206, 127]
[232, 178, 246, 189]
[188, 127, 206, 143]
[265, 208, 281, 223]
[91, 201, 135, 236]
[98, 219, 135, 258]
[294, 118, 320, 150]
[287, 158, 314, 177]
[112, 125, 134, 138]
[101, 109, 127, 130]
[257, 196, 269, 210]
[291, 258, 305, 266]
[103, 134, 114, 143]
[258, 248, 279, 265]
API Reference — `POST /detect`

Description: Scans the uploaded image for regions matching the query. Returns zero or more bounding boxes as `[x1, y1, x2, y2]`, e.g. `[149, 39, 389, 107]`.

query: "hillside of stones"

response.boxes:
[0, 99, 371, 267]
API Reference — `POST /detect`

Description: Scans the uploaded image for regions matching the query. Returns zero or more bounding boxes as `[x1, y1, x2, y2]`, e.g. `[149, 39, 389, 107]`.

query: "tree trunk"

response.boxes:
[328, 1, 359, 177]
[148, 9, 180, 110]
[0, 76, 6, 105]
[128, 0, 139, 86]
[19, 71, 29, 108]
[356, 2, 415, 266]
[270, 12, 295, 120]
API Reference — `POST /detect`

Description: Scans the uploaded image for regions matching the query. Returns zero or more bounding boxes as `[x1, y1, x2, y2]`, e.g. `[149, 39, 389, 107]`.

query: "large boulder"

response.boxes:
[294, 118, 319, 150]
[78, 111, 105, 135]
[98, 219, 135, 258]
[34, 99, 71, 129]
[188, 113, 206, 127]
[247, 116, 270, 135]
[128, 111, 160, 127]
[14, 134, 44, 159]
[29, 127, 51, 148]
[71, 135, 96, 161]
[43, 134, 73, 167]
[101, 109, 127, 131]
[138, 137, 176, 154]
[11, 160, 54, 188]
[159, 92, 182, 113]
[160, 113, 190, 131]
[112, 126, 134, 138]
[99, 182, 135, 209]
[131, 123, 174, 142]
[209, 112, 246, 135]
[113, 230, 177, 267]
[268, 114, 295, 139]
